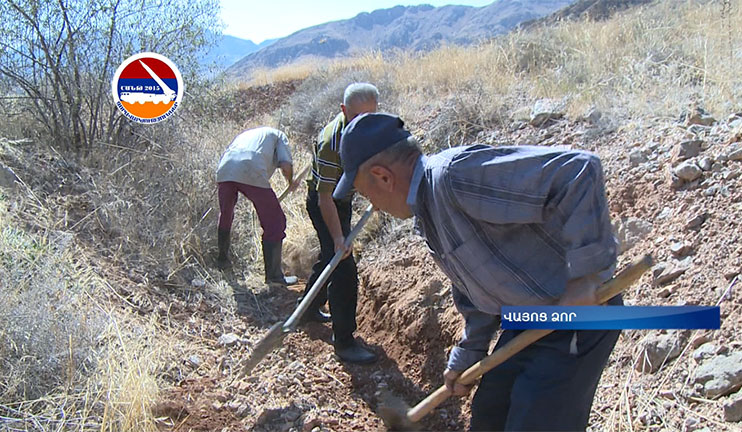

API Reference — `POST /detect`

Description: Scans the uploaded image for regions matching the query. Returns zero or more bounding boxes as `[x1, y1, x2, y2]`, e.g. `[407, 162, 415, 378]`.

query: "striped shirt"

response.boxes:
[307, 112, 348, 195]
[407, 145, 618, 371]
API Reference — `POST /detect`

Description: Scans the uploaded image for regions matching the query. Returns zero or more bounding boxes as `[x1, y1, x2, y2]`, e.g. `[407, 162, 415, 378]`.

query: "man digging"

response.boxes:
[299, 83, 380, 364]
[333, 113, 622, 431]
[215, 126, 298, 288]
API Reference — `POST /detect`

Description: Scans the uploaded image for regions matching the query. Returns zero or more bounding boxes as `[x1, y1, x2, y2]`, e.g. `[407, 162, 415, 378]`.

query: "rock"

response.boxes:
[218, 333, 240, 347]
[674, 161, 703, 182]
[186, 355, 202, 367]
[732, 123, 742, 143]
[687, 112, 716, 126]
[670, 242, 692, 257]
[302, 417, 338, 432]
[653, 258, 691, 286]
[0, 164, 18, 190]
[232, 402, 251, 418]
[692, 343, 718, 363]
[288, 360, 304, 371]
[636, 333, 684, 373]
[652, 263, 668, 279]
[723, 389, 742, 422]
[302, 419, 322, 432]
[285, 408, 302, 422]
[657, 285, 675, 298]
[694, 352, 742, 397]
[684, 417, 699, 431]
[690, 334, 711, 348]
[629, 149, 649, 166]
[530, 99, 564, 126]
[510, 107, 532, 122]
[657, 207, 673, 220]
[213, 391, 230, 403]
[256, 407, 284, 425]
[703, 185, 719, 196]
[585, 109, 602, 125]
[685, 213, 708, 231]
[670, 174, 684, 189]
[698, 156, 713, 171]
[728, 144, 742, 161]
[672, 140, 703, 162]
[615, 217, 653, 253]
[724, 268, 740, 280]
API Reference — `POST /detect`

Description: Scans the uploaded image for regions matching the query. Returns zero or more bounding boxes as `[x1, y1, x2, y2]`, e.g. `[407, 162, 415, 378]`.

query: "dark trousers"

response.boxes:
[470, 296, 623, 432]
[303, 189, 358, 346]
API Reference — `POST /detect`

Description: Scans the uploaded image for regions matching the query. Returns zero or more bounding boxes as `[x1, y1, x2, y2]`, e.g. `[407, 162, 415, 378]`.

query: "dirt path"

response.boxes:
[154, 264, 462, 432]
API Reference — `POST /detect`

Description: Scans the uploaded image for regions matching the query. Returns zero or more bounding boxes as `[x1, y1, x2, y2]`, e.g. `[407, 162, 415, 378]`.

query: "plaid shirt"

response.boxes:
[307, 112, 347, 194]
[407, 145, 618, 371]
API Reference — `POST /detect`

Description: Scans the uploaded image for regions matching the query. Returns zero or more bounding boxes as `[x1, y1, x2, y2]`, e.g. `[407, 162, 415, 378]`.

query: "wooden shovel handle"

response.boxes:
[277, 164, 311, 202]
[407, 254, 653, 423]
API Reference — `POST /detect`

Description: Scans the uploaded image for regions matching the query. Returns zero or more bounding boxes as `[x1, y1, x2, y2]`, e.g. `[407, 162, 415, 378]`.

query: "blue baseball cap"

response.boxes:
[333, 113, 412, 199]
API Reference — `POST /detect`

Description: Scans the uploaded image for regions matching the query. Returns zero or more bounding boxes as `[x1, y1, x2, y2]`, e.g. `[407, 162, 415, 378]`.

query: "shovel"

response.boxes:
[236, 204, 375, 378]
[277, 164, 311, 202]
[379, 254, 653, 431]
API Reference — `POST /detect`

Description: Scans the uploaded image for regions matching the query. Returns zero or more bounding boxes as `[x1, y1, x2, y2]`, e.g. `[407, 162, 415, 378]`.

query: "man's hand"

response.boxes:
[559, 274, 601, 306]
[287, 179, 300, 193]
[333, 236, 352, 260]
[443, 368, 474, 397]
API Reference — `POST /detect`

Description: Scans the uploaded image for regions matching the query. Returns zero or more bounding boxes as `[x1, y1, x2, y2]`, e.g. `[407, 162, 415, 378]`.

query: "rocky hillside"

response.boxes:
[525, 0, 655, 26]
[227, 0, 572, 77]
[2, 0, 739, 430]
[113, 99, 742, 432]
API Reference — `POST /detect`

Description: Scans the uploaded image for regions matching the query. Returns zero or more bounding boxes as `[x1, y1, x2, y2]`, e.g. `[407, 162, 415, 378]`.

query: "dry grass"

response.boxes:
[275, 0, 740, 139]
[97, 314, 164, 432]
[0, 165, 169, 431]
[0, 0, 740, 430]
[249, 61, 322, 86]
[241, 0, 742, 286]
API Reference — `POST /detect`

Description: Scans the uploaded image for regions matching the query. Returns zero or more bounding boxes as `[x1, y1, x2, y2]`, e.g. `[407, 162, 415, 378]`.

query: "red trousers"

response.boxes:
[217, 181, 286, 242]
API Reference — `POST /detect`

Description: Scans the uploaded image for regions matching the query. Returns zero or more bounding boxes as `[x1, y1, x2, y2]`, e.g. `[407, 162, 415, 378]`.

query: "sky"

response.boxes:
[220, 0, 496, 43]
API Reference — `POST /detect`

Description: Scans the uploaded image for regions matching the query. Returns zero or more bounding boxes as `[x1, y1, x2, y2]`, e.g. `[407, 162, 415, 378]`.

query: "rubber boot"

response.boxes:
[333, 337, 377, 365]
[262, 240, 298, 287]
[297, 297, 331, 324]
[216, 229, 232, 270]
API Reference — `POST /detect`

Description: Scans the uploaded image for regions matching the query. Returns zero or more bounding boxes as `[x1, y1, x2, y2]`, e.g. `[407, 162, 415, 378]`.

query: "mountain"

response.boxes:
[202, 35, 277, 70]
[227, 0, 573, 77]
[524, 0, 654, 26]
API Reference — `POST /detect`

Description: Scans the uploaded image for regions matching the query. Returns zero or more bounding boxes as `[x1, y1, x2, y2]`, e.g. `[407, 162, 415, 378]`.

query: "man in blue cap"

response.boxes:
[333, 112, 622, 431]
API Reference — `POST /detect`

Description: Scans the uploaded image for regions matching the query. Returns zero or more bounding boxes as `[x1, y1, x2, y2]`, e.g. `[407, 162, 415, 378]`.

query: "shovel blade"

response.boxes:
[239, 321, 287, 377]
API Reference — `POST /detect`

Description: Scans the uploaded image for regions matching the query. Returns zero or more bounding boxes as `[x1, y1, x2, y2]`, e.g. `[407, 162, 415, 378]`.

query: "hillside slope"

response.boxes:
[2, 0, 740, 430]
[227, 0, 572, 77]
